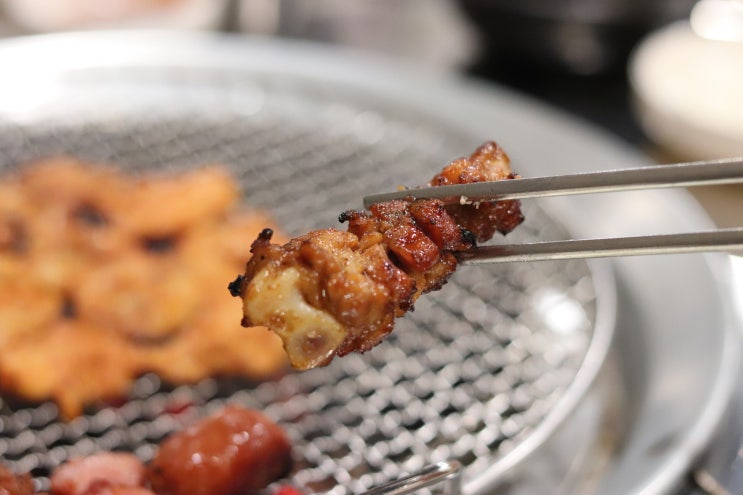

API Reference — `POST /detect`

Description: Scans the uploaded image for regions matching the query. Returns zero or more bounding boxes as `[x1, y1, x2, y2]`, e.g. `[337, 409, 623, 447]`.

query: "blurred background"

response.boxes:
[0, 0, 740, 226]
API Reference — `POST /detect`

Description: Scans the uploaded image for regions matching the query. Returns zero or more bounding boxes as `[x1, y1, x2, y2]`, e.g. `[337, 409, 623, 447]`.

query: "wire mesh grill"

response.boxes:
[0, 66, 597, 493]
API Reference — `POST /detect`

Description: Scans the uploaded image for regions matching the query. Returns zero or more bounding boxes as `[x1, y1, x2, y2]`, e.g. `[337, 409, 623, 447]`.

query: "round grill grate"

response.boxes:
[0, 66, 596, 493]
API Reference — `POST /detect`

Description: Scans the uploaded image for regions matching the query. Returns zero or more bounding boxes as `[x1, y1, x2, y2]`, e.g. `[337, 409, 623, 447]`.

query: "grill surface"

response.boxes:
[0, 65, 599, 493]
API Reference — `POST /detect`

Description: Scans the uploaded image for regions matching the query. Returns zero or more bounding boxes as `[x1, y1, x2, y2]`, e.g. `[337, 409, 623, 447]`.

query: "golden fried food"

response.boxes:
[75, 253, 202, 342]
[0, 180, 33, 254]
[0, 320, 139, 418]
[20, 158, 131, 258]
[140, 294, 287, 384]
[232, 141, 525, 370]
[0, 158, 288, 418]
[119, 166, 239, 238]
[0, 274, 63, 349]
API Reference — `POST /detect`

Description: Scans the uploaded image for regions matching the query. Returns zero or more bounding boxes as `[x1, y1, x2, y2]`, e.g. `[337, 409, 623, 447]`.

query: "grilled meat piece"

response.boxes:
[429, 140, 524, 241]
[147, 405, 292, 495]
[0, 464, 34, 495]
[0, 160, 289, 418]
[50, 452, 150, 495]
[237, 227, 417, 370]
[232, 141, 524, 370]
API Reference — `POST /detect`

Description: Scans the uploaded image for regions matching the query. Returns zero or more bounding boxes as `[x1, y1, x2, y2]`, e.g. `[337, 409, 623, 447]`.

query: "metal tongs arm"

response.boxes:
[456, 228, 743, 264]
[362, 461, 462, 495]
[363, 157, 743, 206]
[363, 157, 743, 263]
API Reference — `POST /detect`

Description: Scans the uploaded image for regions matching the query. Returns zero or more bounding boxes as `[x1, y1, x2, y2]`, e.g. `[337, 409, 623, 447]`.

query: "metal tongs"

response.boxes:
[363, 157, 743, 264]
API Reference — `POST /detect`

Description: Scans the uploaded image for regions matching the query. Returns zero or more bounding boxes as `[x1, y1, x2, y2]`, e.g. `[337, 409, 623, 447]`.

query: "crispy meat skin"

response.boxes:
[234, 141, 524, 369]
[430, 140, 524, 240]
[239, 227, 415, 370]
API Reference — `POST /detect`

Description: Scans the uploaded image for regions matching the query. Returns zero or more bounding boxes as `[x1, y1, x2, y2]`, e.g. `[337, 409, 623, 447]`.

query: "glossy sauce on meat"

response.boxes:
[147, 405, 292, 495]
[233, 141, 525, 370]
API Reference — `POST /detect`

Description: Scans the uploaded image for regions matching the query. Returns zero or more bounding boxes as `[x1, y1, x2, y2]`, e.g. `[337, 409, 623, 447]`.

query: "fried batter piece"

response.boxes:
[232, 141, 524, 370]
[0, 159, 288, 418]
[0, 320, 140, 424]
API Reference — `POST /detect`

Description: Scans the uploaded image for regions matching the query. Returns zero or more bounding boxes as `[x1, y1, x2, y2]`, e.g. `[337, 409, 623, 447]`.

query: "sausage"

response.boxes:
[147, 405, 292, 495]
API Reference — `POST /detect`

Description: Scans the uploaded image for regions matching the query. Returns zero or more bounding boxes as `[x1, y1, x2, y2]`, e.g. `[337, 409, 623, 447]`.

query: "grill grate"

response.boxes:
[0, 66, 596, 493]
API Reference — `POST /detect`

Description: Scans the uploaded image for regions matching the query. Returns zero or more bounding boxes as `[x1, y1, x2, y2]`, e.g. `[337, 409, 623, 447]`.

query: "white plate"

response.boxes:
[630, 21, 743, 160]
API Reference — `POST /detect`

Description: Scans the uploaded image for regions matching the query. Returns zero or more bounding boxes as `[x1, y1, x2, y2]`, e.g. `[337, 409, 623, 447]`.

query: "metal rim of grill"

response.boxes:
[0, 59, 615, 493]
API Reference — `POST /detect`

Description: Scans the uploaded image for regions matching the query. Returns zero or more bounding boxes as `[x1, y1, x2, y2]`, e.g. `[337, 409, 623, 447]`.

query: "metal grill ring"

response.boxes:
[0, 64, 605, 494]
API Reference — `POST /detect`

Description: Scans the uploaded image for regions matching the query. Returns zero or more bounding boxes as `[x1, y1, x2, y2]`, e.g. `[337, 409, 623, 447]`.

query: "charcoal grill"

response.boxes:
[0, 31, 740, 495]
